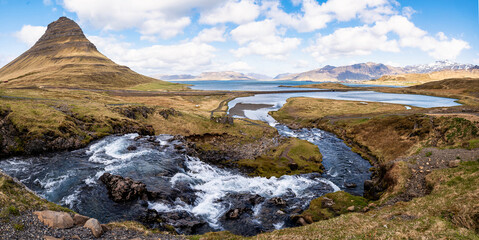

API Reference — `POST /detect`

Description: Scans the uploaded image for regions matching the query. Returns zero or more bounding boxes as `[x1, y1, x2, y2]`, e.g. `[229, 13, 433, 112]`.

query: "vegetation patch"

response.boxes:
[238, 138, 323, 178]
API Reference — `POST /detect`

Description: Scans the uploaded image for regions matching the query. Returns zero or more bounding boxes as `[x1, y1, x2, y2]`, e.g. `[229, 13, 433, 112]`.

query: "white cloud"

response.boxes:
[199, 0, 260, 25]
[14, 25, 47, 46]
[62, 0, 225, 40]
[264, 0, 397, 32]
[306, 15, 470, 62]
[306, 25, 399, 62]
[193, 27, 226, 43]
[401, 6, 416, 19]
[88, 35, 217, 74]
[230, 20, 301, 59]
[0, 54, 14, 68]
[43, 0, 52, 5]
[226, 61, 252, 71]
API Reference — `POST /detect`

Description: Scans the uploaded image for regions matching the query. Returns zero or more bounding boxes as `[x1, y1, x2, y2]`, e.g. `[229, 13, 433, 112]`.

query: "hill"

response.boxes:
[365, 69, 479, 86]
[157, 71, 255, 81]
[0, 17, 166, 89]
[276, 62, 404, 81]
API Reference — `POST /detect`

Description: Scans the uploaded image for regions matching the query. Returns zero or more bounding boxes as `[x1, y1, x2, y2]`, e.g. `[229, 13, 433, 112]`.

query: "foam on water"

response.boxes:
[149, 156, 339, 229]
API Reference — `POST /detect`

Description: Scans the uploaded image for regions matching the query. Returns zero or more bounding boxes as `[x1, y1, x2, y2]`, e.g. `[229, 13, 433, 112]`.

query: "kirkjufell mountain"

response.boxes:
[0, 17, 158, 88]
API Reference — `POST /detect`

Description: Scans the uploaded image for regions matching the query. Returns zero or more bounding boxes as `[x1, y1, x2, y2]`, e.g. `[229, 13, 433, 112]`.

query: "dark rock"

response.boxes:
[99, 173, 148, 202]
[126, 145, 137, 151]
[159, 108, 181, 119]
[344, 182, 357, 188]
[113, 106, 155, 120]
[269, 197, 287, 206]
[288, 162, 299, 170]
[321, 197, 335, 209]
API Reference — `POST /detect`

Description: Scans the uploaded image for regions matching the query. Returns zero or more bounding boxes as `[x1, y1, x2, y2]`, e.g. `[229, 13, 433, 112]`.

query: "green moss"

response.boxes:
[468, 139, 479, 149]
[300, 191, 369, 222]
[13, 223, 24, 231]
[238, 138, 323, 178]
[425, 151, 432, 157]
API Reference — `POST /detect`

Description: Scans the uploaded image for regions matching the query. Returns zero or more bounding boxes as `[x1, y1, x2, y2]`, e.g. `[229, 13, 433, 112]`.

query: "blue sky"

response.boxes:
[0, 0, 478, 77]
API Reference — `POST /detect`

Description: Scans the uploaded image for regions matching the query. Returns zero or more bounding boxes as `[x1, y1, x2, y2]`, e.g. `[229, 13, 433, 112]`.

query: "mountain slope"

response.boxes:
[277, 62, 404, 81]
[0, 17, 160, 89]
[157, 71, 255, 81]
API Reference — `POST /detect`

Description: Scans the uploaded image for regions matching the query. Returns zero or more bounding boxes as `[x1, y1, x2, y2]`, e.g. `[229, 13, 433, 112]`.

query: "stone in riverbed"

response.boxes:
[84, 218, 103, 238]
[34, 210, 74, 229]
[99, 173, 148, 202]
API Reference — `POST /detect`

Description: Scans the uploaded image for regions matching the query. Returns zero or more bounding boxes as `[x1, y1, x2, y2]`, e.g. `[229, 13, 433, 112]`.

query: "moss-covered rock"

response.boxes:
[297, 191, 369, 223]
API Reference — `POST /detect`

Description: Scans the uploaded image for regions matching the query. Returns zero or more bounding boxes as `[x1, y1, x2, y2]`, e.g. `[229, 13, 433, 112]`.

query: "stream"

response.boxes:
[0, 81, 461, 235]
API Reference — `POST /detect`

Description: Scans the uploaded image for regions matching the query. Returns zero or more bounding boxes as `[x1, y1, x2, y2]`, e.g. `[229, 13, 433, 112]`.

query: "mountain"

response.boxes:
[403, 60, 476, 74]
[245, 73, 272, 80]
[158, 71, 255, 81]
[0, 17, 159, 88]
[367, 68, 479, 86]
[276, 62, 404, 81]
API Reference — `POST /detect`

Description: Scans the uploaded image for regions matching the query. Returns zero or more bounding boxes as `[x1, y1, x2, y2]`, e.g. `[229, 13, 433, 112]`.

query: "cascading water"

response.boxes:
[0, 133, 340, 235]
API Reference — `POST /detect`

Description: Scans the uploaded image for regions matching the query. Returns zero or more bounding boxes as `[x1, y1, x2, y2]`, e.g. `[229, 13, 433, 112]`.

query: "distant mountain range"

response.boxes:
[156, 61, 478, 82]
[157, 71, 257, 81]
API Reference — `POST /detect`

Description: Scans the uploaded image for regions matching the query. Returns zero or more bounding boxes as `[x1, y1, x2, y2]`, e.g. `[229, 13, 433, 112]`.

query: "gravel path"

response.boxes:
[0, 212, 186, 240]
[383, 147, 479, 205]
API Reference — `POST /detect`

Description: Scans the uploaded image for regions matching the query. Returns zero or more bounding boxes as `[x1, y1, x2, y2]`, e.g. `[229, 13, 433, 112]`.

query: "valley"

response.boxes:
[0, 16, 478, 240]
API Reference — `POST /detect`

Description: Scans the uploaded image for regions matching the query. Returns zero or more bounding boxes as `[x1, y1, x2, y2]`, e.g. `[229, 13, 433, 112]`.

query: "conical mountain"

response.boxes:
[0, 17, 157, 88]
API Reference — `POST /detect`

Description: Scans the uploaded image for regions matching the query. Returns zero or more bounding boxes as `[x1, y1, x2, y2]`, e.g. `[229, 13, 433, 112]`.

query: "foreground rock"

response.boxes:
[99, 173, 148, 202]
[84, 218, 103, 238]
[33, 211, 74, 229]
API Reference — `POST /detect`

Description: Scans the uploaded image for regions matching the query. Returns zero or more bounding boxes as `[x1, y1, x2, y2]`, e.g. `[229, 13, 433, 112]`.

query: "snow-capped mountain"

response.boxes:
[403, 60, 476, 74]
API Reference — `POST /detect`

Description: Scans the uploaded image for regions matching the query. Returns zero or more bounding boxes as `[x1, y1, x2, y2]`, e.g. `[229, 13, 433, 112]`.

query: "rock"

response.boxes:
[288, 162, 299, 170]
[99, 173, 148, 202]
[73, 214, 89, 226]
[227, 208, 241, 219]
[101, 224, 109, 232]
[344, 182, 357, 188]
[303, 215, 313, 224]
[347, 206, 355, 211]
[84, 218, 103, 238]
[321, 197, 335, 209]
[126, 145, 137, 151]
[269, 197, 287, 206]
[276, 210, 285, 215]
[297, 217, 308, 226]
[34, 211, 74, 229]
[44, 236, 64, 240]
[448, 160, 461, 168]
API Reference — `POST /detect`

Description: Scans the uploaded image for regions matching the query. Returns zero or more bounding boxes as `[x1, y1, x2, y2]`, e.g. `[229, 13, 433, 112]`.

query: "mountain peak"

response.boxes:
[0, 17, 157, 88]
[28, 16, 97, 56]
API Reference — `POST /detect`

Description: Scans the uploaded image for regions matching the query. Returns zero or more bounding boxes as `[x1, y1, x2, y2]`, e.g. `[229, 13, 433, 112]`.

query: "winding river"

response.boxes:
[0, 81, 461, 235]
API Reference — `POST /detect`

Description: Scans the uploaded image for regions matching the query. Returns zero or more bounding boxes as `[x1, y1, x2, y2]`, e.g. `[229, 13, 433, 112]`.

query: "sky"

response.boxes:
[0, 0, 478, 77]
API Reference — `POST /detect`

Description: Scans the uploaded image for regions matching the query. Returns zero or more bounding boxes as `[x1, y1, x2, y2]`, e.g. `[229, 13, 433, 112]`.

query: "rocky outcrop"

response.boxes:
[99, 173, 148, 202]
[113, 106, 155, 120]
[33, 211, 74, 229]
[0, 105, 154, 158]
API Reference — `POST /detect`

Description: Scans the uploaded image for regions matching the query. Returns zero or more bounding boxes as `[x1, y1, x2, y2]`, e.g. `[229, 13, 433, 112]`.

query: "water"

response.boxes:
[0, 133, 340, 234]
[170, 80, 318, 91]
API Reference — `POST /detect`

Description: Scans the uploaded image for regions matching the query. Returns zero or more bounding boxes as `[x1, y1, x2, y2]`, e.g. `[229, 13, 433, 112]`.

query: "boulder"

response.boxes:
[84, 218, 103, 238]
[321, 197, 335, 209]
[99, 173, 148, 202]
[347, 206, 355, 211]
[34, 211, 74, 229]
[72, 214, 89, 226]
[344, 182, 357, 188]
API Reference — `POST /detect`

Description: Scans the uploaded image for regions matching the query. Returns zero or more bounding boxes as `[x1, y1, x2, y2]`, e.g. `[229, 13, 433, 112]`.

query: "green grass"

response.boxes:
[425, 151, 432, 157]
[238, 138, 323, 178]
[129, 81, 190, 91]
